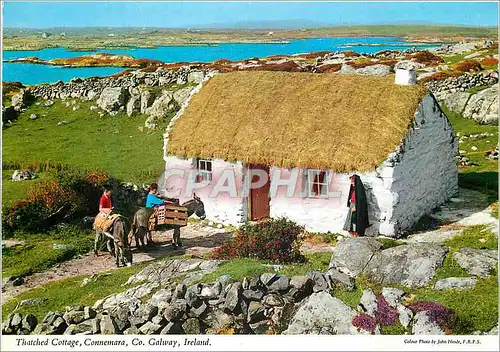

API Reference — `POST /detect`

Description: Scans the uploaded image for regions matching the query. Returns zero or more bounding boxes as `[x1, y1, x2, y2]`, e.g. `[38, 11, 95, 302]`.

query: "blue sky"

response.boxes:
[3, 1, 498, 28]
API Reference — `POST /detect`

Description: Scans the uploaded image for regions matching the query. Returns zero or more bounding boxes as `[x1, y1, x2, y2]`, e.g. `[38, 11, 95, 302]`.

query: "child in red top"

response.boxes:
[99, 185, 113, 215]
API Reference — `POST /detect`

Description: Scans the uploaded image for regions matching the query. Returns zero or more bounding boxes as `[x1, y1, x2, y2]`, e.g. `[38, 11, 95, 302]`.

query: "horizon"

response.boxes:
[3, 2, 498, 28]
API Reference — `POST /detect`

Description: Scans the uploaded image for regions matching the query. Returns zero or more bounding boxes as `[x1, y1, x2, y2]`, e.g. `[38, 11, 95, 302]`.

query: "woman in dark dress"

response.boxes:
[343, 174, 370, 237]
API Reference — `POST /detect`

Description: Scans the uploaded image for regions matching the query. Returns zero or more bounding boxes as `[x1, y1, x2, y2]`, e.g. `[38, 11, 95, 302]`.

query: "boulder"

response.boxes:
[30, 113, 38, 120]
[173, 87, 194, 106]
[21, 314, 38, 332]
[247, 301, 266, 323]
[64, 322, 93, 335]
[262, 293, 285, 307]
[453, 248, 498, 277]
[11, 89, 33, 110]
[324, 268, 355, 291]
[96, 87, 129, 112]
[412, 311, 445, 335]
[224, 282, 242, 312]
[145, 91, 175, 119]
[307, 272, 328, 292]
[442, 92, 471, 115]
[99, 315, 119, 334]
[260, 273, 276, 286]
[126, 94, 141, 116]
[201, 310, 234, 330]
[84, 307, 97, 320]
[160, 322, 184, 334]
[187, 71, 205, 84]
[10, 313, 23, 329]
[395, 61, 426, 71]
[356, 64, 392, 76]
[12, 170, 35, 182]
[63, 310, 86, 325]
[33, 323, 58, 335]
[283, 292, 359, 335]
[358, 289, 378, 317]
[163, 301, 186, 322]
[140, 90, 156, 114]
[182, 318, 203, 334]
[433, 277, 477, 290]
[189, 301, 207, 318]
[289, 276, 314, 297]
[123, 326, 141, 334]
[149, 289, 173, 308]
[329, 238, 382, 277]
[267, 275, 290, 292]
[362, 243, 448, 288]
[397, 304, 413, 329]
[381, 288, 405, 308]
[463, 84, 499, 124]
[139, 321, 163, 335]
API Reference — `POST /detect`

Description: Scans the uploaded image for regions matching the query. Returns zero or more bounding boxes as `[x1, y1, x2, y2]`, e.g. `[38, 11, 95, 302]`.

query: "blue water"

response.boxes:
[2, 37, 438, 85]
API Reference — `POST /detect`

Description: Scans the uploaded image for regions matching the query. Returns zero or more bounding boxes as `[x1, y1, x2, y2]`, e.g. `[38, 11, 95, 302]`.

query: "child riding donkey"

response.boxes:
[144, 183, 179, 244]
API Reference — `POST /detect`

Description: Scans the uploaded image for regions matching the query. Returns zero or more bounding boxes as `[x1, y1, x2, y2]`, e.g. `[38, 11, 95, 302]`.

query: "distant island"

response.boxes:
[3, 25, 497, 51]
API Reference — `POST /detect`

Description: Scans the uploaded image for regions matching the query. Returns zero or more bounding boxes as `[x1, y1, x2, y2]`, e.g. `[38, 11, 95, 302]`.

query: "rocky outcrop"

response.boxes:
[462, 84, 498, 124]
[96, 87, 129, 112]
[433, 277, 477, 291]
[453, 248, 498, 278]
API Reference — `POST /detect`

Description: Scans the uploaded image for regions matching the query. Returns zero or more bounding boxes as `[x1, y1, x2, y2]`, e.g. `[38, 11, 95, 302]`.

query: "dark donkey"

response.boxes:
[129, 194, 206, 249]
[95, 216, 133, 267]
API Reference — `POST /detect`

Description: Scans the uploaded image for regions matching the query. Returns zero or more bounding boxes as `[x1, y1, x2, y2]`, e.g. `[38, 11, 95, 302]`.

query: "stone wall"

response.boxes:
[428, 70, 498, 100]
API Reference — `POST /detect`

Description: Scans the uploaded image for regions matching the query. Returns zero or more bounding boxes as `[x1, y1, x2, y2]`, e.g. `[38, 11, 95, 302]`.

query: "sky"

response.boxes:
[2, 1, 499, 28]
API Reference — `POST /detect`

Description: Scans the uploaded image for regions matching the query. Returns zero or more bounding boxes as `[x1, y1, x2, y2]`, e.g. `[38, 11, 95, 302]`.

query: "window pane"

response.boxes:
[207, 161, 212, 172]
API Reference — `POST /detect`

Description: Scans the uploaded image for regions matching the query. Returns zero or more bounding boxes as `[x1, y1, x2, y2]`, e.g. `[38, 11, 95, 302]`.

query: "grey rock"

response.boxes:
[359, 289, 378, 317]
[283, 292, 360, 335]
[182, 318, 202, 334]
[260, 273, 277, 286]
[412, 311, 445, 335]
[33, 323, 57, 335]
[307, 272, 328, 292]
[100, 315, 118, 334]
[11, 171, 34, 182]
[247, 301, 266, 323]
[163, 301, 186, 322]
[30, 113, 38, 120]
[356, 64, 392, 76]
[123, 326, 141, 334]
[224, 282, 242, 312]
[262, 293, 285, 307]
[149, 289, 173, 307]
[453, 248, 498, 278]
[289, 276, 314, 296]
[151, 314, 166, 326]
[397, 304, 413, 329]
[363, 243, 448, 288]
[97, 87, 129, 112]
[381, 287, 405, 308]
[172, 284, 187, 300]
[145, 91, 175, 119]
[64, 322, 93, 335]
[189, 301, 207, 318]
[126, 94, 141, 116]
[242, 289, 265, 301]
[463, 84, 499, 124]
[201, 310, 234, 330]
[10, 313, 23, 328]
[84, 307, 97, 320]
[200, 285, 219, 299]
[173, 87, 193, 106]
[57, 120, 71, 126]
[434, 277, 477, 290]
[110, 306, 130, 332]
[329, 237, 382, 277]
[52, 316, 68, 333]
[21, 314, 38, 331]
[187, 71, 205, 84]
[216, 274, 232, 291]
[91, 318, 100, 334]
[140, 90, 156, 114]
[2, 315, 13, 334]
[442, 92, 471, 115]
[160, 322, 184, 334]
[185, 285, 202, 307]
[250, 320, 271, 334]
[134, 304, 158, 323]
[268, 275, 290, 292]
[139, 321, 163, 335]
[324, 268, 355, 291]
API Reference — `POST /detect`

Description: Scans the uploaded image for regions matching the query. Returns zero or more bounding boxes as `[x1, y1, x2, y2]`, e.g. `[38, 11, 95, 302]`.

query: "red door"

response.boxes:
[249, 165, 270, 221]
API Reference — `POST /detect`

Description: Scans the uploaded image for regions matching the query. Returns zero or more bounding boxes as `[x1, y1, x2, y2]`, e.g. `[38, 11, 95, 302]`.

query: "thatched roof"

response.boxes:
[166, 71, 428, 172]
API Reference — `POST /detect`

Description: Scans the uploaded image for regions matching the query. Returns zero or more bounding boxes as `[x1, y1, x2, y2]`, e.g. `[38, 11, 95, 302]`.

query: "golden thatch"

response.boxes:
[167, 71, 428, 172]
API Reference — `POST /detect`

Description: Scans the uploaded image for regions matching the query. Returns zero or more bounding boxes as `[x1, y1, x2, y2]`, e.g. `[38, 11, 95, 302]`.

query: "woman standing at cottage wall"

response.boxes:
[343, 175, 370, 237]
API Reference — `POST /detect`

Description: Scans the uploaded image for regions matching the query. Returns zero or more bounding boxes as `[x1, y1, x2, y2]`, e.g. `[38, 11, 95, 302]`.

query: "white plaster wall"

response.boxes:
[387, 94, 458, 233]
[162, 156, 246, 226]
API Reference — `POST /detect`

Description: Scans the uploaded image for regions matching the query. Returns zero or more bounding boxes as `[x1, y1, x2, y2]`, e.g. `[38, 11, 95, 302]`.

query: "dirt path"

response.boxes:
[2, 223, 233, 302]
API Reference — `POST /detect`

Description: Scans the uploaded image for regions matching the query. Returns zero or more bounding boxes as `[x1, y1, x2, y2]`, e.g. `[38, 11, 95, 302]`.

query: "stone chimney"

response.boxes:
[395, 68, 417, 86]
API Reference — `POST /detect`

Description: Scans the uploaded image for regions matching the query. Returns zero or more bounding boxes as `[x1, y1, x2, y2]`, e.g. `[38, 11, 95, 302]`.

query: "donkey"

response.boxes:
[129, 194, 206, 249]
[95, 216, 132, 267]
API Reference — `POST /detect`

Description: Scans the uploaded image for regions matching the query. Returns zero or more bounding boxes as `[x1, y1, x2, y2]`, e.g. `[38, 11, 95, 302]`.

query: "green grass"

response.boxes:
[2, 226, 95, 278]
[1, 263, 148, 322]
[466, 85, 490, 94]
[1, 169, 52, 208]
[200, 252, 332, 284]
[444, 105, 498, 201]
[2, 99, 167, 184]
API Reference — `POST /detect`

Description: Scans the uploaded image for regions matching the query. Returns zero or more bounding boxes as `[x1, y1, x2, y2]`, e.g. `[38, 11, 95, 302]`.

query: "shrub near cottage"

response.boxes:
[211, 218, 306, 263]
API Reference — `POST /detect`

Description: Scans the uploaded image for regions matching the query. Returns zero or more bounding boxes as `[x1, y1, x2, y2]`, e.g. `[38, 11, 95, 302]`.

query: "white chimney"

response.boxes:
[395, 68, 417, 86]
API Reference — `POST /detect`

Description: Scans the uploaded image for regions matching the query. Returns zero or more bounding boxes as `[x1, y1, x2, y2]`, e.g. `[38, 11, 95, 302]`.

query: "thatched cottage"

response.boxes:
[162, 70, 458, 237]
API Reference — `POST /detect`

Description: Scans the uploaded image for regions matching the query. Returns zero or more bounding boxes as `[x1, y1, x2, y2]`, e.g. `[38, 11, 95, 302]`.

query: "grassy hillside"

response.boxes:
[2, 99, 167, 185]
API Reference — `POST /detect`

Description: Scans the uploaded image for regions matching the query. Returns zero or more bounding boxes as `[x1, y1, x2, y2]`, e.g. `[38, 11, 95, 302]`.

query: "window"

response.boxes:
[196, 158, 212, 182]
[306, 170, 328, 197]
